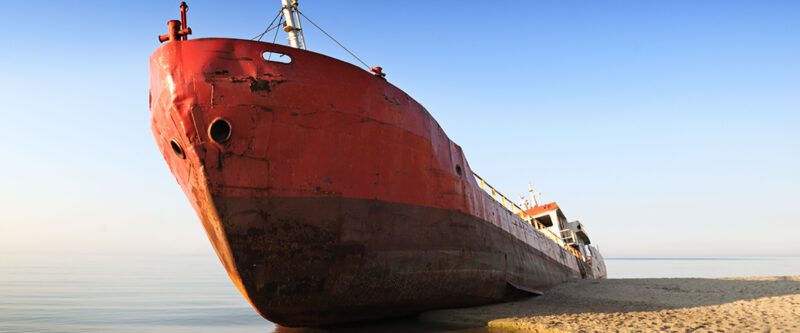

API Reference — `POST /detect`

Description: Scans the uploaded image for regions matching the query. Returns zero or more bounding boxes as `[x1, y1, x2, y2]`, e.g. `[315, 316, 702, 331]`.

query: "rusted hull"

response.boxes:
[215, 196, 579, 325]
[149, 38, 599, 326]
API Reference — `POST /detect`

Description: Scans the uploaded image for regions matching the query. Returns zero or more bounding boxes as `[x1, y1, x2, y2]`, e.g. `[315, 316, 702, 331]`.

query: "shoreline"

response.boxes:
[421, 276, 800, 332]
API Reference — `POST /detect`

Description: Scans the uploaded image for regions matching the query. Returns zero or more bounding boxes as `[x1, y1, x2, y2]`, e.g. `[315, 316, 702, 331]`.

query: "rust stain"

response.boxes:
[248, 77, 287, 92]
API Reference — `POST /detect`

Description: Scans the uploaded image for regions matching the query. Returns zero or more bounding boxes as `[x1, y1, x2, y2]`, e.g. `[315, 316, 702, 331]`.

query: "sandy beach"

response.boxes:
[421, 276, 800, 332]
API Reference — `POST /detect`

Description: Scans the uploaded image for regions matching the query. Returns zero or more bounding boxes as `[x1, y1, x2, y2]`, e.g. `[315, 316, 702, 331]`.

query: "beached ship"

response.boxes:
[150, 1, 606, 327]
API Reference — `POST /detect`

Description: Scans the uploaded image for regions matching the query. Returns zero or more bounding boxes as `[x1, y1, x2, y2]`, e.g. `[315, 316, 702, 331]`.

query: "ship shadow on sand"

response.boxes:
[270, 276, 800, 332]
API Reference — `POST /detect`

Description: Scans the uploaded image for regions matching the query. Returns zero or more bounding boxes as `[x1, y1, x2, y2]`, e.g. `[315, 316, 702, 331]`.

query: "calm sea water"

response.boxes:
[606, 257, 800, 279]
[0, 254, 271, 333]
[2, 254, 798, 333]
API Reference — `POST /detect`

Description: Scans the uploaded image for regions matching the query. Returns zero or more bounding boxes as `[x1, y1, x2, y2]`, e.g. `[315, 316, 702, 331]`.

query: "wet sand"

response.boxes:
[421, 276, 800, 332]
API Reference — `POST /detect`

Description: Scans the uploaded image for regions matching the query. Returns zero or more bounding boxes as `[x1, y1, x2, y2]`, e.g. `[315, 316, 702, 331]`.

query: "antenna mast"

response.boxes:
[529, 182, 542, 207]
[281, 0, 306, 49]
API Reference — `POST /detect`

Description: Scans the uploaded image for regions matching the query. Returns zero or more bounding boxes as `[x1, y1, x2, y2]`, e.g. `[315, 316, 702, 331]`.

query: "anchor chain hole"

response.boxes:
[170, 139, 185, 159]
[209, 118, 232, 144]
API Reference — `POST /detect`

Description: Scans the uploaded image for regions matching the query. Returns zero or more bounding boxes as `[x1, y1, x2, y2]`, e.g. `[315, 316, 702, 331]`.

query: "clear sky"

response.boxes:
[0, 1, 797, 257]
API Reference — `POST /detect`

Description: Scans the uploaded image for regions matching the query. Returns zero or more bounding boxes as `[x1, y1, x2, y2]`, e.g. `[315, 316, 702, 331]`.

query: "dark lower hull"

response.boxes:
[212, 195, 581, 326]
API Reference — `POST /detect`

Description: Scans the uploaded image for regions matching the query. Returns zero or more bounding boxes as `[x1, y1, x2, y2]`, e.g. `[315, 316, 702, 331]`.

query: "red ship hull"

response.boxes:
[150, 38, 599, 326]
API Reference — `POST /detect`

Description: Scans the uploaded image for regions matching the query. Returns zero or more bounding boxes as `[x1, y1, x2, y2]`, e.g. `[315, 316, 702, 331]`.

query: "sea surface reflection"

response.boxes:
[0, 254, 495, 332]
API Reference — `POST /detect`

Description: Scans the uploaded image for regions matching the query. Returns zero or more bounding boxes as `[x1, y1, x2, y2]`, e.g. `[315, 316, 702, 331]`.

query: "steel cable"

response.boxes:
[296, 9, 371, 70]
[253, 9, 283, 41]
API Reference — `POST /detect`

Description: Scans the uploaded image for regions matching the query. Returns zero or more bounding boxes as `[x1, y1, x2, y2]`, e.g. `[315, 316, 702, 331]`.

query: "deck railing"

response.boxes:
[472, 173, 584, 261]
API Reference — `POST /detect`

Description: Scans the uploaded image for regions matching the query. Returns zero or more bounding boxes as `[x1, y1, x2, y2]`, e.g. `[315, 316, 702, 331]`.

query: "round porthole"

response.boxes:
[455, 165, 463, 176]
[170, 139, 185, 159]
[209, 118, 232, 144]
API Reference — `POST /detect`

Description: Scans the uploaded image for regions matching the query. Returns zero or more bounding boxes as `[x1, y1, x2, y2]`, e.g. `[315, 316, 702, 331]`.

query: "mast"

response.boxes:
[528, 183, 542, 207]
[281, 0, 306, 49]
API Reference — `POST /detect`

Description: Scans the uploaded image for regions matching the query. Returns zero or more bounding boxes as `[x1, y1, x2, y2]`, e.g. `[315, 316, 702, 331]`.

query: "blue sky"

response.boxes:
[0, 1, 797, 257]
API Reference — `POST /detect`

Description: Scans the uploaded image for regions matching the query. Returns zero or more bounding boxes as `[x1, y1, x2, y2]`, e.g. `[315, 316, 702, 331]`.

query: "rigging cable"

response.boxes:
[267, 14, 284, 61]
[296, 9, 371, 70]
[252, 9, 283, 41]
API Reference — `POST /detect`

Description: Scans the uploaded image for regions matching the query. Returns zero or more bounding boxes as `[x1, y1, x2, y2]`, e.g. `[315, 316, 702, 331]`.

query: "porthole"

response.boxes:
[455, 165, 463, 176]
[209, 118, 232, 144]
[170, 139, 185, 159]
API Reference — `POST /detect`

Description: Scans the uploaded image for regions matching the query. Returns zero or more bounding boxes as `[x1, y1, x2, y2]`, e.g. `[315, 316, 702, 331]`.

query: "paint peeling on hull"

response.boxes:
[217, 196, 583, 326]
